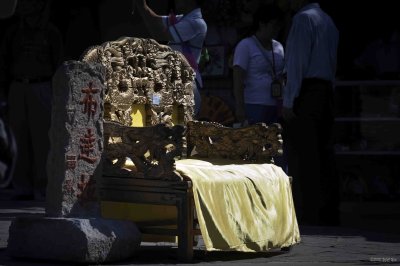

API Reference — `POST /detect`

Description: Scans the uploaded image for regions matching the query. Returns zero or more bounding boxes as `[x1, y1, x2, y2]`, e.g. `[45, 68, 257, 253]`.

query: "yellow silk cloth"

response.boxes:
[175, 159, 301, 252]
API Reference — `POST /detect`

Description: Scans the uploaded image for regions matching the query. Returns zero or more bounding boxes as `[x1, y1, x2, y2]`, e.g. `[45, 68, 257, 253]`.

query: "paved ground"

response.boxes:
[0, 188, 400, 265]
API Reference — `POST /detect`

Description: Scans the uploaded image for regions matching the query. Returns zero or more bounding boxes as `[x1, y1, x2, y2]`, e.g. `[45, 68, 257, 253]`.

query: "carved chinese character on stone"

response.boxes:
[79, 128, 97, 164]
[80, 82, 99, 118]
[63, 179, 74, 194]
[77, 174, 97, 203]
[65, 155, 77, 170]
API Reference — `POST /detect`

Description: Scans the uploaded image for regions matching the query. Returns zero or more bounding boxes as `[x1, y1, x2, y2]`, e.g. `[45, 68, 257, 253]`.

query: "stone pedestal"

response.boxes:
[7, 61, 141, 263]
[8, 217, 141, 263]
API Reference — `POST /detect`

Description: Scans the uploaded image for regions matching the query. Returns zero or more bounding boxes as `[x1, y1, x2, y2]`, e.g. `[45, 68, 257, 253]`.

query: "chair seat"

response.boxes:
[100, 159, 300, 260]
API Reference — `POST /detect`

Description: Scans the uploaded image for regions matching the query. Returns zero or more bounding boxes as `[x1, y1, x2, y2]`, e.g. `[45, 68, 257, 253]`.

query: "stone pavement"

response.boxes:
[0, 189, 400, 265]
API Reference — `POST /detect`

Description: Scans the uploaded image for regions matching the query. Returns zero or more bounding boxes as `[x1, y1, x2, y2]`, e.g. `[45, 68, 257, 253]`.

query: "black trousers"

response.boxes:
[284, 78, 340, 225]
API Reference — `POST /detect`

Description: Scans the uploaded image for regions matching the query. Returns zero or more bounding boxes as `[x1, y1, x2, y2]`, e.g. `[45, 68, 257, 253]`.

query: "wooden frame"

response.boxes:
[100, 176, 198, 261]
[100, 121, 283, 261]
[81, 36, 289, 261]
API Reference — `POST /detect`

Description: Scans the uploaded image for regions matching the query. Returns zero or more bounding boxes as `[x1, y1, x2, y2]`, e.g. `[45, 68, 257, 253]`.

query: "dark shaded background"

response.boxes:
[0, 0, 399, 233]
[0, 0, 397, 78]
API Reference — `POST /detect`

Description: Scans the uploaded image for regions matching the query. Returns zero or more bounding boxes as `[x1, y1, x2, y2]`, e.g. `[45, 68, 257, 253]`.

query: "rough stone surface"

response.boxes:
[7, 217, 141, 263]
[6, 60, 142, 264]
[46, 60, 105, 218]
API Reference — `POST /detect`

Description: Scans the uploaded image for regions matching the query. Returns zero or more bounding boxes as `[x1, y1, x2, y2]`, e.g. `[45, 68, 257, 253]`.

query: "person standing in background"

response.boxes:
[233, 4, 286, 126]
[281, 0, 340, 225]
[133, 0, 207, 117]
[0, 0, 63, 200]
[232, 4, 286, 171]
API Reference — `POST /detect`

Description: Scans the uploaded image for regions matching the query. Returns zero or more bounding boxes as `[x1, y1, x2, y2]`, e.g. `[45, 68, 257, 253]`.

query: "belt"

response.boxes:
[14, 77, 51, 84]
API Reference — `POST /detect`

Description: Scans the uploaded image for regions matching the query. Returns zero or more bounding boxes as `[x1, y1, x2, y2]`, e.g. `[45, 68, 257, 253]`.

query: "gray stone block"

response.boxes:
[46, 60, 105, 218]
[7, 217, 141, 263]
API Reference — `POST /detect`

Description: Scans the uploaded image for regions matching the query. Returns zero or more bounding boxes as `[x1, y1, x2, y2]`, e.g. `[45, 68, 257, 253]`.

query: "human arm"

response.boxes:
[233, 65, 246, 123]
[132, 0, 173, 42]
[232, 40, 251, 124]
[283, 14, 312, 109]
[279, 47, 296, 121]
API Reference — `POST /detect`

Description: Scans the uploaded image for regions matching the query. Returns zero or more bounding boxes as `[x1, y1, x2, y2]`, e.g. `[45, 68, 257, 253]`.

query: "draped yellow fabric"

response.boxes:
[175, 159, 301, 252]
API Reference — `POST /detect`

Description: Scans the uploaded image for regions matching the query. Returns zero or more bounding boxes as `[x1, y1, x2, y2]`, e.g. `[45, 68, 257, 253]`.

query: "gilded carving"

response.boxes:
[81, 37, 195, 127]
[103, 120, 185, 181]
[186, 121, 283, 163]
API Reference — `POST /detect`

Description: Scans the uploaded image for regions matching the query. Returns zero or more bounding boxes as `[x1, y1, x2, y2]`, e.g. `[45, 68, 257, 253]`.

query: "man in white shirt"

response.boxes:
[281, 0, 340, 226]
[133, 0, 207, 116]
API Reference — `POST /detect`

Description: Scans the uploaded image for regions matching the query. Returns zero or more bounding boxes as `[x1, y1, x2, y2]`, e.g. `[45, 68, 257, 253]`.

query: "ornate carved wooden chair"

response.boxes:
[80, 37, 297, 261]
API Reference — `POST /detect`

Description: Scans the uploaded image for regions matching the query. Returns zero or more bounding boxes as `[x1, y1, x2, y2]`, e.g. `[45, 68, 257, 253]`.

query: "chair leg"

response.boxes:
[177, 192, 194, 261]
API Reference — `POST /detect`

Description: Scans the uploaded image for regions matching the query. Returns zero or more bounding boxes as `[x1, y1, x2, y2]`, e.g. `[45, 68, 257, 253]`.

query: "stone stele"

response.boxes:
[7, 61, 141, 263]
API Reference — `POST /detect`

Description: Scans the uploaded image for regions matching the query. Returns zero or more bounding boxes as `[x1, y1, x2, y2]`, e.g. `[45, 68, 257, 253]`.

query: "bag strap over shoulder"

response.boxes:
[252, 36, 277, 79]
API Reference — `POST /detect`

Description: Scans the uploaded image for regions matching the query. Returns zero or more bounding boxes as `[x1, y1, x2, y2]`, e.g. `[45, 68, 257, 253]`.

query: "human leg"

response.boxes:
[318, 87, 340, 225]
[26, 81, 52, 199]
[292, 79, 339, 225]
[8, 82, 33, 197]
[287, 82, 331, 225]
[286, 115, 321, 225]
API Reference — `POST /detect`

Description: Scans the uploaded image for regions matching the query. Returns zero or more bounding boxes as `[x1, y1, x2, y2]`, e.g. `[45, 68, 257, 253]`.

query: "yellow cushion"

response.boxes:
[131, 104, 146, 127]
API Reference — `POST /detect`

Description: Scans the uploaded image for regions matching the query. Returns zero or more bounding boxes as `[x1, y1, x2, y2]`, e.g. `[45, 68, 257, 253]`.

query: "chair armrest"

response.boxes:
[103, 121, 185, 180]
